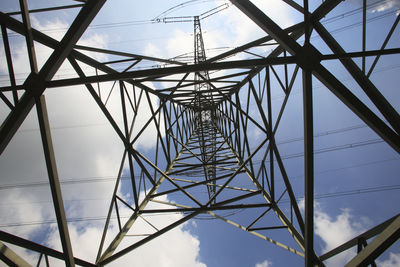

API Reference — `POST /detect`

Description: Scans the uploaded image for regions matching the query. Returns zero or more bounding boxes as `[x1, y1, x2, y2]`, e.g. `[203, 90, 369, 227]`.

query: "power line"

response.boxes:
[281, 184, 400, 205]
[0, 3, 397, 85]
[1, 0, 395, 42]
[0, 154, 397, 211]
[1, 0, 226, 40]
[290, 157, 399, 180]
[0, 123, 387, 191]
[0, 175, 123, 190]
[153, 0, 228, 19]
[1, 183, 399, 227]
[280, 138, 384, 160]
[320, 0, 395, 25]
[270, 63, 400, 101]
[327, 9, 399, 36]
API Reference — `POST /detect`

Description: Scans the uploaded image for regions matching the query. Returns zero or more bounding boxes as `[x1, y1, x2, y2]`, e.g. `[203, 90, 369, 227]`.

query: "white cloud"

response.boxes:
[0, 17, 120, 265]
[297, 199, 371, 266]
[377, 252, 400, 267]
[255, 259, 272, 267]
[0, 14, 199, 267]
[253, 0, 295, 28]
[297, 199, 371, 267]
[144, 42, 162, 58]
[31, 16, 68, 41]
[315, 208, 367, 253]
[142, 0, 295, 64]
[166, 29, 194, 58]
[0, 188, 45, 239]
[368, 0, 400, 12]
[297, 198, 305, 211]
[44, 193, 205, 267]
[348, 0, 400, 13]
[216, 0, 295, 48]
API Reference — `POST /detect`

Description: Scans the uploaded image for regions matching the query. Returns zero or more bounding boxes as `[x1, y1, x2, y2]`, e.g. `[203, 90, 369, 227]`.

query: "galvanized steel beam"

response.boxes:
[0, 241, 31, 267]
[0, 231, 96, 267]
[36, 96, 75, 267]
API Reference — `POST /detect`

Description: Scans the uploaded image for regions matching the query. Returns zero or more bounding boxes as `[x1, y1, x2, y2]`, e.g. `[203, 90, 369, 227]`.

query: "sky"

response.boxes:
[0, 0, 400, 266]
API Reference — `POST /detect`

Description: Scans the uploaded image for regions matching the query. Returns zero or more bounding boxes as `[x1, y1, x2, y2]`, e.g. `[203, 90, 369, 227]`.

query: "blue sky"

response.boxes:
[0, 0, 400, 266]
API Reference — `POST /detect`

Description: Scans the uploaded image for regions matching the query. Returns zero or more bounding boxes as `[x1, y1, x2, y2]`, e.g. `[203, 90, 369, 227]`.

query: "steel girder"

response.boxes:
[0, 231, 96, 267]
[0, 0, 399, 266]
[0, 241, 31, 267]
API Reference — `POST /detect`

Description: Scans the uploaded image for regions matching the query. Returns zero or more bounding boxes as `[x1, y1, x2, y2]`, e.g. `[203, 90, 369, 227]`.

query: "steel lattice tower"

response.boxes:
[0, 0, 399, 266]
[194, 15, 218, 201]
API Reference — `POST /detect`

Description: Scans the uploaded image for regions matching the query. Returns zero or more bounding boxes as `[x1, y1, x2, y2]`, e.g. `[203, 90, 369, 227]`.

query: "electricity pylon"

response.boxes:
[0, 0, 399, 266]
[194, 14, 217, 203]
[152, 4, 229, 203]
